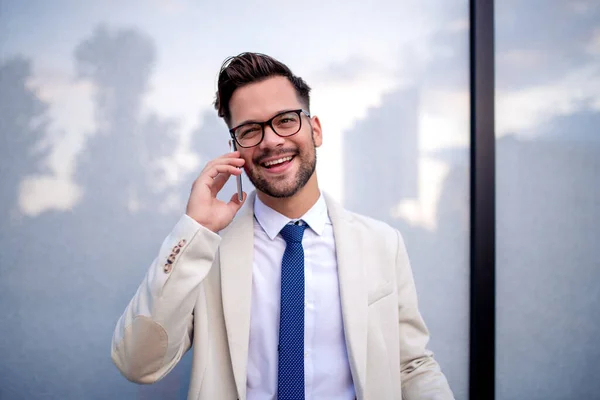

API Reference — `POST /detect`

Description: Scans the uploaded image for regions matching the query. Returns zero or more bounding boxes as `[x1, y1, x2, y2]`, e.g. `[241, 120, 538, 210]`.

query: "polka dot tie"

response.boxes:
[278, 222, 307, 400]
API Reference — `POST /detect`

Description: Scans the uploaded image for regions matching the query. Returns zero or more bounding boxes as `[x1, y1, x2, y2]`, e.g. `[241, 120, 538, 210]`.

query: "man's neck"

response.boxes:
[256, 176, 320, 219]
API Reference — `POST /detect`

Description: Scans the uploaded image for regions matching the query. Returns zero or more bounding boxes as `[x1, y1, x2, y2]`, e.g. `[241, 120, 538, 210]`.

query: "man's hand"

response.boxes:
[185, 151, 246, 232]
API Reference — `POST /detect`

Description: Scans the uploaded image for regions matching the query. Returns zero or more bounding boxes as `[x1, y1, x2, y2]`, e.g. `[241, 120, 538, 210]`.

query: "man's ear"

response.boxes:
[311, 115, 323, 148]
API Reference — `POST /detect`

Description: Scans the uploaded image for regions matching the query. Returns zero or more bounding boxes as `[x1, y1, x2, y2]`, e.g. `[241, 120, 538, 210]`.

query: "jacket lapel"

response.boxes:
[325, 194, 368, 399]
[219, 192, 368, 399]
[219, 192, 256, 400]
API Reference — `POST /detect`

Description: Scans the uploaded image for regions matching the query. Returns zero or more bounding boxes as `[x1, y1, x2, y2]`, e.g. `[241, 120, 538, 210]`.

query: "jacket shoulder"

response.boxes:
[344, 209, 399, 237]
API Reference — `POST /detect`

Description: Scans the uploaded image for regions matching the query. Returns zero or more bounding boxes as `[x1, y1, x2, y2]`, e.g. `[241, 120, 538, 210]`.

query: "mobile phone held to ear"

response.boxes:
[230, 141, 244, 202]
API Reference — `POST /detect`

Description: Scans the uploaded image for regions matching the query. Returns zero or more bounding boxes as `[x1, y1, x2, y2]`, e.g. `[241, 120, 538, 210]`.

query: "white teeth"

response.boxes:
[264, 156, 293, 167]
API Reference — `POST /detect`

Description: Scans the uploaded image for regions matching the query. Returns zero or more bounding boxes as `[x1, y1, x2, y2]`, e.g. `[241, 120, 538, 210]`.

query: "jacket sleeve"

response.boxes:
[395, 229, 455, 400]
[111, 214, 221, 384]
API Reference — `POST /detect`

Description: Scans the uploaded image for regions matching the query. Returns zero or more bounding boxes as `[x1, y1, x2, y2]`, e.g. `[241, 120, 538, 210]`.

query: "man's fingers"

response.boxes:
[211, 172, 231, 194]
[218, 150, 241, 159]
[191, 155, 244, 192]
[203, 158, 244, 180]
[205, 164, 242, 181]
[205, 152, 244, 169]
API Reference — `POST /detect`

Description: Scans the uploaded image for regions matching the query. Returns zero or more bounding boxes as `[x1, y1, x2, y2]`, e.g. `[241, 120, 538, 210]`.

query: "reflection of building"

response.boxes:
[342, 86, 470, 398]
[343, 86, 418, 223]
[496, 114, 600, 399]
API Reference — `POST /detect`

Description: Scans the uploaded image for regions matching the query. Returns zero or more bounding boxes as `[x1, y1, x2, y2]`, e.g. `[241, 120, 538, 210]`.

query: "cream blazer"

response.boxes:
[111, 192, 454, 399]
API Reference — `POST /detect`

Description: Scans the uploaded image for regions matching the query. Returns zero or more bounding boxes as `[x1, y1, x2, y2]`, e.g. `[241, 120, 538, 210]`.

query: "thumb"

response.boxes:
[227, 191, 246, 212]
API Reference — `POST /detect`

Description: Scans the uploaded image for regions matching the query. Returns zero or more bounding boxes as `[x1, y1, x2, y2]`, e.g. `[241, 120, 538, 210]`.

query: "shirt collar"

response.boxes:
[254, 193, 330, 240]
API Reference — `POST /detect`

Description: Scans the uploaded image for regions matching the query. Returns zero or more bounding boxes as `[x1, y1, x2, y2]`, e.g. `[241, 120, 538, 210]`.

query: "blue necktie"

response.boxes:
[278, 222, 307, 400]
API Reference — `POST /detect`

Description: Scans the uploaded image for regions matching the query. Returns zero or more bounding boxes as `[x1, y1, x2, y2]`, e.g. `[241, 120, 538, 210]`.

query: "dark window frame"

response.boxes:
[469, 0, 496, 399]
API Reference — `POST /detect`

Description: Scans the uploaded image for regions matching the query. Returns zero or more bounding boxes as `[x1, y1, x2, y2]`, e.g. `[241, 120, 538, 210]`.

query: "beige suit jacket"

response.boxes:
[112, 192, 454, 399]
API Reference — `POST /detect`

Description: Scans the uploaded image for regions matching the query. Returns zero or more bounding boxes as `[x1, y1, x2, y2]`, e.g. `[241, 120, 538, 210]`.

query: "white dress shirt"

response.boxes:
[246, 194, 355, 400]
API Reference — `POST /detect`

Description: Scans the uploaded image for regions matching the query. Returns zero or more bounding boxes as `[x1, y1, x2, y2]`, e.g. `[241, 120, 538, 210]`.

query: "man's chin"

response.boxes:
[250, 176, 299, 199]
[258, 183, 300, 199]
[248, 163, 312, 199]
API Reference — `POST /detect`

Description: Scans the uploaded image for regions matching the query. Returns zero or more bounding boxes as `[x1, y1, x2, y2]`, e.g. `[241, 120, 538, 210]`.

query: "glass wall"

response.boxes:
[0, 1, 470, 398]
[495, 1, 600, 399]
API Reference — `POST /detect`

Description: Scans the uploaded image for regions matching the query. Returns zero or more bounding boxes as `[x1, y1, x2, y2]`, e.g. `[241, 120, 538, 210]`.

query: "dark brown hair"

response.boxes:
[214, 52, 311, 126]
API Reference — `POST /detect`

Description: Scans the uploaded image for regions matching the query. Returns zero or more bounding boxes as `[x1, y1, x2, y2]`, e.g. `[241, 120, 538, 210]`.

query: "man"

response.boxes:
[112, 52, 454, 400]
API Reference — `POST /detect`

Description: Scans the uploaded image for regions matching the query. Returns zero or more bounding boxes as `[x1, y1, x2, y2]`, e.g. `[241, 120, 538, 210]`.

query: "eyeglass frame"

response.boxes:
[228, 109, 311, 148]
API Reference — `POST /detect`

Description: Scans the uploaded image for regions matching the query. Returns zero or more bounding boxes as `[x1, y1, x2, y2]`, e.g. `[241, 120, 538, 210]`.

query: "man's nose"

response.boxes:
[259, 125, 285, 149]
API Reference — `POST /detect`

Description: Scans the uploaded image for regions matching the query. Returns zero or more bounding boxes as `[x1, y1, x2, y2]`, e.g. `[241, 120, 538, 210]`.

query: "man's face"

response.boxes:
[228, 76, 322, 198]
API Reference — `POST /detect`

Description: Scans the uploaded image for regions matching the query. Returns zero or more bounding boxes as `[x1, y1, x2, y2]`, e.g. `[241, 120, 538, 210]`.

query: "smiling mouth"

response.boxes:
[261, 155, 294, 169]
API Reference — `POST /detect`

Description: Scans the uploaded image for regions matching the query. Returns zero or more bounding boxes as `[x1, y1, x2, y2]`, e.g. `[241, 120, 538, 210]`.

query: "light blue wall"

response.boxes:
[0, 1, 469, 398]
[495, 1, 600, 399]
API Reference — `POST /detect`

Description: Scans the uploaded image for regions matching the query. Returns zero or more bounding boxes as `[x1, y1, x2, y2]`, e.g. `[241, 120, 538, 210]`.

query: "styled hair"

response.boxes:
[214, 52, 311, 126]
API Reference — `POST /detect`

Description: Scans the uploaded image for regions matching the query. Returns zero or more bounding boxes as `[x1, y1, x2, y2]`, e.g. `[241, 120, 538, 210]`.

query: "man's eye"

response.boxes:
[239, 127, 259, 137]
[276, 114, 298, 126]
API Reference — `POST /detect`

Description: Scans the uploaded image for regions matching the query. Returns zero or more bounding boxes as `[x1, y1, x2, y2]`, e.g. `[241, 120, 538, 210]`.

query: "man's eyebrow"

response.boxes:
[234, 109, 297, 127]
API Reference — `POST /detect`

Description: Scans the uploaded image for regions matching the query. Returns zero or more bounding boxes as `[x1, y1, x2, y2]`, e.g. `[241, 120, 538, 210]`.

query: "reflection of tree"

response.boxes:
[0, 57, 51, 225]
[67, 26, 191, 399]
[74, 26, 178, 214]
[0, 26, 194, 399]
[0, 56, 54, 398]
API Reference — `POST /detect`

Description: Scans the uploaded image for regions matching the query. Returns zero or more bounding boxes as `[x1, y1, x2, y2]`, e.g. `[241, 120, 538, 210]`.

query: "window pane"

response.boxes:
[495, 1, 600, 399]
[0, 1, 469, 398]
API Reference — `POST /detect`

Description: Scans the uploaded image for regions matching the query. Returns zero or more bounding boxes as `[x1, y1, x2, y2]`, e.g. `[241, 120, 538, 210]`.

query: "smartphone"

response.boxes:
[230, 140, 244, 202]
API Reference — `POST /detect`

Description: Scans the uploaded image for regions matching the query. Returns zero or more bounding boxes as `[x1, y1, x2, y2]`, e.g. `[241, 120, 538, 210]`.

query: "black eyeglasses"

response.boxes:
[229, 109, 310, 148]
